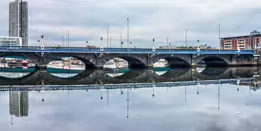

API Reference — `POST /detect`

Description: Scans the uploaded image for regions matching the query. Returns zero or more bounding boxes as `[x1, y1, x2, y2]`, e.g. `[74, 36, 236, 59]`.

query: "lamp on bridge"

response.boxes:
[41, 35, 44, 50]
[152, 38, 156, 53]
[100, 37, 104, 51]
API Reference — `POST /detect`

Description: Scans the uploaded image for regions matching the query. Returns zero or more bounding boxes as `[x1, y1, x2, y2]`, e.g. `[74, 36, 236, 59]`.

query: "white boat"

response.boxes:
[153, 59, 170, 75]
[47, 61, 64, 69]
[153, 59, 168, 68]
[103, 60, 117, 69]
[103, 58, 128, 70]
[70, 64, 85, 70]
[114, 58, 129, 68]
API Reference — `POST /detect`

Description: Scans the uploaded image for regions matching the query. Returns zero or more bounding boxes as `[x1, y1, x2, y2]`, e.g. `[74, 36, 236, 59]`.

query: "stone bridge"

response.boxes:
[0, 52, 257, 69]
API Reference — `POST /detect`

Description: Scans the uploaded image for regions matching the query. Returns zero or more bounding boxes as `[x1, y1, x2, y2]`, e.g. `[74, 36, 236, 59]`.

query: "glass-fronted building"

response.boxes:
[0, 36, 22, 46]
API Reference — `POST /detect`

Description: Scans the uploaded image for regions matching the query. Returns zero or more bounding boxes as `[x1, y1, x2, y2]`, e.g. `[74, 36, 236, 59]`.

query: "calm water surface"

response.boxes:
[1, 68, 261, 131]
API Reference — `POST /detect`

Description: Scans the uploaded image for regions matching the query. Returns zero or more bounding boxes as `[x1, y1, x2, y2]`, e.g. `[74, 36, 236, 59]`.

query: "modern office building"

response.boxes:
[221, 30, 261, 50]
[0, 36, 22, 46]
[9, 91, 29, 117]
[9, 0, 28, 46]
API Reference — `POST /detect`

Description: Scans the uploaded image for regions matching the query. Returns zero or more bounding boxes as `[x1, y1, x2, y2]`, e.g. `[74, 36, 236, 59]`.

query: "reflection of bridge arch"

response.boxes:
[0, 69, 37, 80]
[230, 67, 255, 78]
[154, 68, 192, 82]
[49, 69, 94, 80]
[0, 68, 257, 85]
[105, 69, 145, 80]
[193, 68, 231, 80]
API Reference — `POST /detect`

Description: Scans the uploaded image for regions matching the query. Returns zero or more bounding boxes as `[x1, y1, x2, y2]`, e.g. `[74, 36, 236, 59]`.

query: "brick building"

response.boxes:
[221, 30, 261, 50]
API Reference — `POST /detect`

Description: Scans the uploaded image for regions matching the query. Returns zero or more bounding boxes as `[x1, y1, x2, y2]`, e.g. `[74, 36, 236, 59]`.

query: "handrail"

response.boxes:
[0, 46, 254, 54]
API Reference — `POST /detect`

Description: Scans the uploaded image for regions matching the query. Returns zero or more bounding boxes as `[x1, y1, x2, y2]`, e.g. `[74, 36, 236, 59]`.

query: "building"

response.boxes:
[0, 36, 22, 46]
[9, 91, 29, 117]
[9, 0, 28, 46]
[221, 30, 261, 50]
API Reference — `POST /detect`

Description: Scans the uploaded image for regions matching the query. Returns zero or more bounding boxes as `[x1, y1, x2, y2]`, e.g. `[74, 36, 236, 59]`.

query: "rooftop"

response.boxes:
[221, 30, 261, 39]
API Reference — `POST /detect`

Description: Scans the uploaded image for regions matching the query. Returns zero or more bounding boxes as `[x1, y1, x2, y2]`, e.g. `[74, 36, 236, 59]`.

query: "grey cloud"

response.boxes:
[1, 0, 261, 48]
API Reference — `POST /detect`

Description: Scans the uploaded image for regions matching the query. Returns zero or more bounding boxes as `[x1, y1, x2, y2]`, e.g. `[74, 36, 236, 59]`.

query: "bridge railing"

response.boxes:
[0, 46, 255, 54]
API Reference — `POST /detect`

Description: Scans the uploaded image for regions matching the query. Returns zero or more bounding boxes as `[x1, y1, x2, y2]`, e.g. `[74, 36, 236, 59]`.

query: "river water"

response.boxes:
[1, 67, 261, 131]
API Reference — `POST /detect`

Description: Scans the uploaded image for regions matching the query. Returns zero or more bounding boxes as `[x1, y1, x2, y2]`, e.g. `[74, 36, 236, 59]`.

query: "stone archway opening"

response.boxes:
[164, 57, 190, 68]
[0, 55, 36, 79]
[199, 56, 228, 67]
[47, 56, 87, 78]
[118, 56, 146, 69]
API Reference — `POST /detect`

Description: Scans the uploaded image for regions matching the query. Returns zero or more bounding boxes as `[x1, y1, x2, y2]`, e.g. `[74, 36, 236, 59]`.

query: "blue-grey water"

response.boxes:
[0, 67, 261, 131]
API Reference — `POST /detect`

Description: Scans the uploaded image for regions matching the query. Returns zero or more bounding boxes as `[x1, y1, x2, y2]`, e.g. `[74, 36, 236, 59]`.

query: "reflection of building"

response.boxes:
[0, 36, 22, 46]
[221, 30, 261, 50]
[9, 0, 28, 46]
[9, 91, 29, 117]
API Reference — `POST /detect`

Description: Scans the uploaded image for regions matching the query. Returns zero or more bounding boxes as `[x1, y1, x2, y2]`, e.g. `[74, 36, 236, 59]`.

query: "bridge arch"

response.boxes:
[44, 53, 95, 69]
[151, 54, 191, 67]
[195, 55, 230, 67]
[100, 54, 147, 68]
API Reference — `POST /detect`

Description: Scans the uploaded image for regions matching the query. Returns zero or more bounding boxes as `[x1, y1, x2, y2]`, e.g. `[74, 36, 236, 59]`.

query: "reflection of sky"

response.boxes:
[50, 73, 79, 78]
[1, 84, 261, 131]
[0, 72, 31, 78]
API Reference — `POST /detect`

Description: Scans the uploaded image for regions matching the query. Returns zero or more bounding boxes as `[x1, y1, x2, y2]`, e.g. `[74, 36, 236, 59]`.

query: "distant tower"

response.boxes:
[9, 0, 28, 46]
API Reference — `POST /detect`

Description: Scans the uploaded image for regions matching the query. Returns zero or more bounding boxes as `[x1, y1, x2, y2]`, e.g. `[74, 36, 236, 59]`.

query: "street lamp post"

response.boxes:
[41, 35, 44, 47]
[166, 37, 169, 46]
[185, 29, 188, 47]
[100, 37, 103, 47]
[107, 25, 109, 49]
[153, 38, 155, 47]
[127, 18, 130, 52]
[218, 24, 221, 53]
[62, 36, 64, 47]
[67, 31, 70, 48]
[120, 35, 123, 48]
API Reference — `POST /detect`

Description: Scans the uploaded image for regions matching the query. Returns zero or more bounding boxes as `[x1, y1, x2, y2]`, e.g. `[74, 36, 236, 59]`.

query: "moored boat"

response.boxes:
[153, 59, 170, 72]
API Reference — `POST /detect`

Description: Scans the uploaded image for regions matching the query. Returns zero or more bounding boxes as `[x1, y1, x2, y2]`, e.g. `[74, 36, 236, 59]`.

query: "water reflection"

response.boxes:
[1, 67, 261, 131]
[9, 91, 29, 117]
[0, 67, 258, 85]
[2, 83, 261, 130]
[105, 68, 130, 78]
[50, 73, 81, 78]
[0, 72, 32, 78]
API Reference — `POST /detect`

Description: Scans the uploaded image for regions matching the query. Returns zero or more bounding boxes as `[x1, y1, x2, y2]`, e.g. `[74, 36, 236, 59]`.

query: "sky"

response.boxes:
[1, 0, 261, 48]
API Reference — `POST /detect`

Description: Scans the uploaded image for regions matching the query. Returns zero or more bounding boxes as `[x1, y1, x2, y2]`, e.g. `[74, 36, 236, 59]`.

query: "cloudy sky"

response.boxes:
[1, 0, 261, 47]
